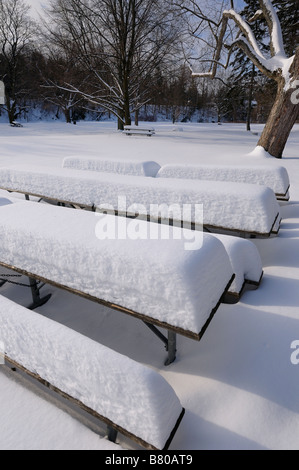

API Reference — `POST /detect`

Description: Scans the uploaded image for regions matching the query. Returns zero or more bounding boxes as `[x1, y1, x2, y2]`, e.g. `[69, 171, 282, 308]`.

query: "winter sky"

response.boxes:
[27, 0, 247, 19]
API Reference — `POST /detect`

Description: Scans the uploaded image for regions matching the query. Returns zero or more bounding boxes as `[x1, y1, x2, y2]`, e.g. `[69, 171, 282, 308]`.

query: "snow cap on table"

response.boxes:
[156, 163, 290, 197]
[62, 157, 161, 177]
[0, 165, 281, 236]
[0, 202, 233, 336]
[0, 295, 183, 449]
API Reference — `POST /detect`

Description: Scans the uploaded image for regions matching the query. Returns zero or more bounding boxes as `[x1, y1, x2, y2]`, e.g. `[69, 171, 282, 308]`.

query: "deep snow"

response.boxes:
[0, 121, 298, 450]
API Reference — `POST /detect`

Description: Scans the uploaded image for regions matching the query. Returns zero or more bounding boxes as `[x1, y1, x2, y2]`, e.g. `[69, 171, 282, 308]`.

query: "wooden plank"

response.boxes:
[4, 356, 184, 450]
[0, 187, 281, 238]
[0, 261, 234, 341]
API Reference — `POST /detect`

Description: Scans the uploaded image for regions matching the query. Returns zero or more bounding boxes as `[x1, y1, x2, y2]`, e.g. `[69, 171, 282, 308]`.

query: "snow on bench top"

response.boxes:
[0, 202, 234, 337]
[0, 295, 183, 450]
[156, 163, 290, 198]
[212, 234, 263, 296]
[63, 157, 160, 177]
[0, 195, 262, 301]
[0, 165, 281, 236]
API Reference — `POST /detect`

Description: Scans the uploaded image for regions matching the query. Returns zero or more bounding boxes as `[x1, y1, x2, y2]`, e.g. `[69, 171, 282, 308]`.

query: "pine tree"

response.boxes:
[229, 0, 268, 130]
[272, 0, 299, 55]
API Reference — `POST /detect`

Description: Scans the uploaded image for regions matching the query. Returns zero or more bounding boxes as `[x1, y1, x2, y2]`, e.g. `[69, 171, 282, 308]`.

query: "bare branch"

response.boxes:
[258, 0, 286, 57]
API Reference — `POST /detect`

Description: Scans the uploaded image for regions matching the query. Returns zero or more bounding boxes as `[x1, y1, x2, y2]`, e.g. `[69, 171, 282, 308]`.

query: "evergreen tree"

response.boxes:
[272, 0, 299, 55]
[229, 0, 268, 130]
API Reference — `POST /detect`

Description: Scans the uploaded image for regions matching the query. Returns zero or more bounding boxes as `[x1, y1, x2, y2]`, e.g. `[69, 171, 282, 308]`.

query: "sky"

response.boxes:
[26, 0, 247, 18]
[27, 0, 48, 19]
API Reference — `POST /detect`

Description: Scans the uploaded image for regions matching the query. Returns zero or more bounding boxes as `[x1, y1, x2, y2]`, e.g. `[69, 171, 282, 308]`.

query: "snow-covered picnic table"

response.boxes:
[156, 163, 290, 201]
[122, 125, 155, 137]
[0, 165, 282, 237]
[0, 201, 236, 365]
[62, 157, 290, 201]
[0, 294, 184, 450]
[63, 157, 161, 177]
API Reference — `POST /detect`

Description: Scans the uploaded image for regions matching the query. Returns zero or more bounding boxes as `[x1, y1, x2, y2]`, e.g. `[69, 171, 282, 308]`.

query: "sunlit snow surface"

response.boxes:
[0, 121, 298, 450]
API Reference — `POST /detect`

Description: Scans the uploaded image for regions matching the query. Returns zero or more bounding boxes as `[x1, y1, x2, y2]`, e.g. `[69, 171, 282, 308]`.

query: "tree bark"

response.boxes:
[64, 108, 72, 123]
[258, 47, 299, 158]
[135, 108, 139, 126]
[247, 65, 255, 132]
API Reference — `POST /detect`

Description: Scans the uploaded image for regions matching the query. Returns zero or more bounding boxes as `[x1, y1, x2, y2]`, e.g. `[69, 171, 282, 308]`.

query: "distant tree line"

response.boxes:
[0, 0, 297, 134]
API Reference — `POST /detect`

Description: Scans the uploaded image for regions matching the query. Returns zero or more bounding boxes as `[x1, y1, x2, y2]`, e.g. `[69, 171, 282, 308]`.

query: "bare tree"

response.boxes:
[179, 0, 299, 158]
[43, 0, 181, 129]
[0, 0, 36, 123]
[38, 54, 87, 123]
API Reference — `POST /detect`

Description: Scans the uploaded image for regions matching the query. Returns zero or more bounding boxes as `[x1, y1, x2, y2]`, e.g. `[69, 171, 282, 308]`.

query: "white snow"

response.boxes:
[0, 201, 233, 335]
[211, 234, 263, 297]
[0, 120, 299, 450]
[0, 163, 281, 235]
[156, 163, 290, 198]
[0, 294, 183, 450]
[262, 0, 286, 57]
[0, 196, 22, 207]
[62, 157, 161, 177]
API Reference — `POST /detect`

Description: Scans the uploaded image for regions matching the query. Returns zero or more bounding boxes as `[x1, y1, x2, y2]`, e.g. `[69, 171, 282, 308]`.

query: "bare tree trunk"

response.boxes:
[184, 1, 299, 159]
[246, 65, 255, 132]
[118, 116, 124, 130]
[258, 48, 299, 158]
[64, 108, 72, 123]
[6, 94, 17, 124]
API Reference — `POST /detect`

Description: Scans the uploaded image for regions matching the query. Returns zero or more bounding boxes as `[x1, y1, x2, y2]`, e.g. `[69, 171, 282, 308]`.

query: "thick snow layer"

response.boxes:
[63, 157, 161, 177]
[0, 202, 233, 335]
[0, 165, 281, 235]
[211, 234, 263, 295]
[0, 121, 299, 451]
[156, 163, 290, 198]
[0, 295, 182, 450]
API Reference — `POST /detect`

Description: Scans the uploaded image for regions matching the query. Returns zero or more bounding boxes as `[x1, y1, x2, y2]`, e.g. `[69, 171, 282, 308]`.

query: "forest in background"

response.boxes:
[0, 0, 298, 129]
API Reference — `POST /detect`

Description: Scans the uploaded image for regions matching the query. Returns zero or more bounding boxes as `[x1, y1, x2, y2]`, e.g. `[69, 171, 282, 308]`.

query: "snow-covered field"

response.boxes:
[0, 121, 298, 450]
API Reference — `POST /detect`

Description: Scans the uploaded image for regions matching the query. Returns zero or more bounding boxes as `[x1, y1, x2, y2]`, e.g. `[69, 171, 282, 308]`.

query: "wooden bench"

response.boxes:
[10, 121, 23, 128]
[156, 163, 290, 202]
[0, 294, 184, 450]
[0, 165, 282, 238]
[123, 125, 155, 137]
[0, 201, 235, 366]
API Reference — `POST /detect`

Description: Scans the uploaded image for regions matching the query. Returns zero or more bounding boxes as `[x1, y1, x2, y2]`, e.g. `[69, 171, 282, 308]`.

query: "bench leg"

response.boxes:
[165, 331, 177, 366]
[143, 322, 177, 365]
[28, 277, 52, 310]
[107, 426, 118, 443]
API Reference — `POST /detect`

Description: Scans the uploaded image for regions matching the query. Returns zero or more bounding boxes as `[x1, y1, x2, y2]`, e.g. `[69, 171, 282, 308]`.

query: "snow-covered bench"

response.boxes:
[123, 125, 155, 137]
[213, 234, 263, 303]
[0, 196, 24, 288]
[62, 157, 160, 177]
[0, 201, 235, 365]
[0, 165, 282, 237]
[0, 198, 263, 305]
[156, 163, 290, 201]
[0, 295, 184, 450]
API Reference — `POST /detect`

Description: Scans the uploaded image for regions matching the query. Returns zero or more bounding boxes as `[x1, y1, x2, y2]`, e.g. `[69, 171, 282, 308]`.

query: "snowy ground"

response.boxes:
[0, 120, 298, 450]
